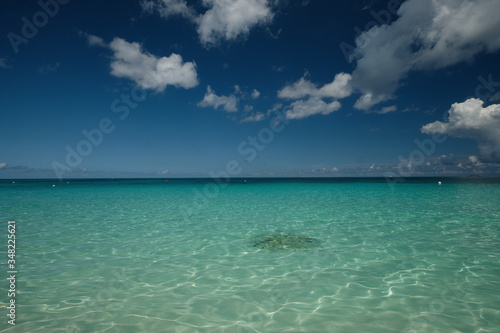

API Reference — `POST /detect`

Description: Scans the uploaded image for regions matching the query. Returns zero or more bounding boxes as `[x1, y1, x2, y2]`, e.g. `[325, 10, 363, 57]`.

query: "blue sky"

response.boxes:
[1, 0, 500, 178]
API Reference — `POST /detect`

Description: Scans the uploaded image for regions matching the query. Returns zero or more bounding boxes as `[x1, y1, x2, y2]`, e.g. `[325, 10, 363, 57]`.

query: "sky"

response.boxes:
[1, 0, 500, 179]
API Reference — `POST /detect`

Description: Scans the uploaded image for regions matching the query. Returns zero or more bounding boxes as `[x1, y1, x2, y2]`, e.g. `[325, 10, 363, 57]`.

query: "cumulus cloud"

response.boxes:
[84, 34, 199, 91]
[278, 76, 316, 99]
[350, 0, 500, 110]
[240, 112, 265, 123]
[143, 0, 274, 47]
[197, 85, 263, 117]
[108, 38, 198, 91]
[421, 98, 500, 163]
[251, 89, 261, 99]
[469, 155, 482, 166]
[278, 73, 352, 100]
[318, 73, 353, 99]
[141, 0, 196, 20]
[368, 105, 397, 114]
[86, 33, 107, 47]
[198, 86, 238, 112]
[285, 97, 341, 120]
[198, 0, 273, 46]
[277, 73, 350, 119]
[353, 92, 391, 111]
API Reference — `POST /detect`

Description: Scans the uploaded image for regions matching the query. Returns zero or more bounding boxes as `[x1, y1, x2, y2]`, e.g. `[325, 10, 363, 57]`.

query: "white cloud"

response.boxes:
[240, 112, 265, 123]
[198, 86, 238, 112]
[143, 0, 274, 47]
[285, 97, 341, 120]
[197, 85, 262, 117]
[317, 73, 353, 99]
[421, 98, 500, 163]
[278, 76, 317, 99]
[469, 155, 482, 166]
[108, 38, 199, 91]
[85, 34, 198, 91]
[278, 73, 352, 100]
[277, 73, 350, 120]
[369, 105, 397, 114]
[0, 162, 6, 168]
[353, 92, 391, 111]
[350, 0, 500, 110]
[198, 0, 273, 46]
[86, 34, 106, 47]
[141, 0, 196, 20]
[251, 89, 260, 99]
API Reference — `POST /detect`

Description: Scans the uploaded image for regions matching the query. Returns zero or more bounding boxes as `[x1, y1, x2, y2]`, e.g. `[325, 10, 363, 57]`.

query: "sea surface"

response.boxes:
[1, 178, 499, 332]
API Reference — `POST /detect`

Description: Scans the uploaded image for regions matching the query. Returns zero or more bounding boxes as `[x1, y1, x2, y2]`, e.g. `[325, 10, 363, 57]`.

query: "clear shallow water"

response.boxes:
[1, 178, 500, 332]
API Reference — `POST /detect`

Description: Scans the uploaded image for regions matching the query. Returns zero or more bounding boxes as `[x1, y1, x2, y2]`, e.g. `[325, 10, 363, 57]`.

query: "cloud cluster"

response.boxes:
[277, 73, 351, 119]
[141, 0, 196, 20]
[278, 73, 352, 100]
[350, 0, 500, 110]
[197, 85, 264, 122]
[142, 0, 274, 47]
[422, 98, 500, 163]
[198, 85, 239, 112]
[85, 34, 199, 91]
[285, 97, 341, 120]
[240, 112, 265, 123]
[282, 0, 500, 113]
[109, 38, 199, 91]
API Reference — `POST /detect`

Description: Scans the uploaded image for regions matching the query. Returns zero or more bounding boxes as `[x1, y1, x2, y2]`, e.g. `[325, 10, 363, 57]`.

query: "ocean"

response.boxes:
[1, 178, 499, 332]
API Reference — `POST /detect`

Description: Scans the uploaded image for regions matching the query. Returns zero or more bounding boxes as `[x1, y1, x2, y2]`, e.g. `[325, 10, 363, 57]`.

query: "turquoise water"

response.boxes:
[1, 178, 500, 332]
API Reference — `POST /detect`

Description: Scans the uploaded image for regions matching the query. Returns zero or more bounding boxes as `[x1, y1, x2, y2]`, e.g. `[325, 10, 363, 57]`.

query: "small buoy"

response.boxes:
[52, 184, 56, 187]
[438, 181, 442, 185]
[244, 180, 247, 183]
[12, 181, 15, 184]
